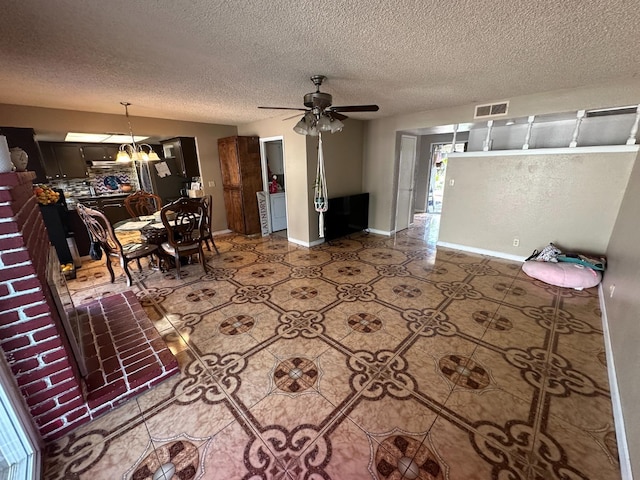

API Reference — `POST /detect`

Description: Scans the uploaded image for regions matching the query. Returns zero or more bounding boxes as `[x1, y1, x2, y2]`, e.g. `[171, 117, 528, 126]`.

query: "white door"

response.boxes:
[395, 135, 418, 232]
[269, 193, 287, 231]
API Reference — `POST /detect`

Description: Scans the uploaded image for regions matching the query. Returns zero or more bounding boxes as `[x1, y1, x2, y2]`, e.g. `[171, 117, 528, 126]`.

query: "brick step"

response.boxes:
[79, 291, 179, 415]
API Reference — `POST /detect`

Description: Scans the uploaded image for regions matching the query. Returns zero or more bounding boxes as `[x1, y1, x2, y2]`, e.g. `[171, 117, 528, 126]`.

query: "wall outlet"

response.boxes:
[208, 180, 215, 188]
[609, 284, 616, 298]
[512, 238, 520, 247]
[449, 179, 455, 186]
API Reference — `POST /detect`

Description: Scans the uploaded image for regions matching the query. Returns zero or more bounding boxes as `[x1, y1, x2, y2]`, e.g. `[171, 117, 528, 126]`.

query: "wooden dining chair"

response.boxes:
[76, 203, 158, 286]
[124, 190, 163, 218]
[159, 198, 207, 279]
[200, 195, 219, 254]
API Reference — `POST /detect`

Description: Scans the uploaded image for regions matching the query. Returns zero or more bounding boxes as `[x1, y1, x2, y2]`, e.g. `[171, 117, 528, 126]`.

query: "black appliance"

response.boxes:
[39, 189, 74, 265]
[324, 193, 369, 241]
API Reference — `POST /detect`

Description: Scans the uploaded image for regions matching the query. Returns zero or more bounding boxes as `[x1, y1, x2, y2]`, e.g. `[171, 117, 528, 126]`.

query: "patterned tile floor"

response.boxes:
[43, 214, 621, 479]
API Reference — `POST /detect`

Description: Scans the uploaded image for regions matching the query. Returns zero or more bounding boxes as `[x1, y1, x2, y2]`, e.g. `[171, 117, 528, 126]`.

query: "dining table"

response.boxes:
[113, 211, 204, 272]
[114, 214, 169, 246]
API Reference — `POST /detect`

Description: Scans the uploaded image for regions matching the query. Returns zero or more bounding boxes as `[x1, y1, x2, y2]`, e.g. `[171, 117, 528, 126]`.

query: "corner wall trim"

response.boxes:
[368, 228, 393, 237]
[598, 284, 633, 480]
[436, 241, 527, 262]
[288, 237, 325, 248]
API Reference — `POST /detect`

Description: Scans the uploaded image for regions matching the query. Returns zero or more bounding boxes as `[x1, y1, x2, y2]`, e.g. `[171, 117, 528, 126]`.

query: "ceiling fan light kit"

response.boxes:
[259, 75, 379, 136]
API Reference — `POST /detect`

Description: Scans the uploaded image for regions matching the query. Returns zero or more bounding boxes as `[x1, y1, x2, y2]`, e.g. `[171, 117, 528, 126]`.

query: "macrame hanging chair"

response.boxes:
[314, 132, 329, 237]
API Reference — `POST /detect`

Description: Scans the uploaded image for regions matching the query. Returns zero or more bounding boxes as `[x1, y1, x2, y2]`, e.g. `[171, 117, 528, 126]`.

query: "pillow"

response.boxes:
[522, 260, 602, 290]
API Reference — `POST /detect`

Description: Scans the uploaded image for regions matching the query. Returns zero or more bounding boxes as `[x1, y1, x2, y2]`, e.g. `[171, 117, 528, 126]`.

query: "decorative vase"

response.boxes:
[9, 147, 28, 172]
[0, 136, 13, 173]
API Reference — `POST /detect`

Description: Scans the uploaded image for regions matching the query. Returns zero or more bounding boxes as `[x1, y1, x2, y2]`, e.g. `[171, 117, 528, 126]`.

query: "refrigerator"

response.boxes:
[138, 146, 188, 205]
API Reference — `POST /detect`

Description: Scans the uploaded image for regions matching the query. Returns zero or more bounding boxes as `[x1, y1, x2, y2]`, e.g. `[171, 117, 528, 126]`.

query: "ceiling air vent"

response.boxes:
[474, 101, 509, 119]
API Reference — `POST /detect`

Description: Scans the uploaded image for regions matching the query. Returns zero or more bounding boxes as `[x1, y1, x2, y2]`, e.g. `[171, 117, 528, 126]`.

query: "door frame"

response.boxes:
[0, 351, 41, 480]
[394, 134, 418, 233]
[259, 136, 286, 234]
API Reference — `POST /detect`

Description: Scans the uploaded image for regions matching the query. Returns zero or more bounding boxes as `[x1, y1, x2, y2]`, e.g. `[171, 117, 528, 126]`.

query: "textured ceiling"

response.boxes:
[1, 0, 639, 126]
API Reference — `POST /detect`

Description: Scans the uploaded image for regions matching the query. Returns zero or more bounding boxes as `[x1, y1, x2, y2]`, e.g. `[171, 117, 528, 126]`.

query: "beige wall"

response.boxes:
[238, 116, 311, 243]
[438, 150, 636, 256]
[364, 78, 640, 233]
[0, 103, 237, 231]
[239, 117, 364, 243]
[602, 150, 640, 478]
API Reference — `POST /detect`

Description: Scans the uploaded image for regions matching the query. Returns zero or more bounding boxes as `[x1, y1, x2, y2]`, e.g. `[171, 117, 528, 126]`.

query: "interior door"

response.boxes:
[395, 135, 418, 232]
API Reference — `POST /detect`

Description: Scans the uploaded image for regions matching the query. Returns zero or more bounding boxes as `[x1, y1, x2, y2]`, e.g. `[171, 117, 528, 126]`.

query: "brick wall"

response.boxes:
[0, 172, 90, 440]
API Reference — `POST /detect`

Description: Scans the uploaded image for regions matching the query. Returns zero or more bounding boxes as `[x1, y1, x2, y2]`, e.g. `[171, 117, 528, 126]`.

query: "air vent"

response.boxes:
[586, 106, 638, 118]
[474, 101, 509, 119]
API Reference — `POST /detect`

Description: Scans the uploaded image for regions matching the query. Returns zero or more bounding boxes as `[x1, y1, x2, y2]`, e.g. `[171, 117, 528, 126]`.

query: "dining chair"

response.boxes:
[200, 195, 219, 254]
[76, 203, 158, 287]
[124, 190, 163, 218]
[159, 197, 207, 279]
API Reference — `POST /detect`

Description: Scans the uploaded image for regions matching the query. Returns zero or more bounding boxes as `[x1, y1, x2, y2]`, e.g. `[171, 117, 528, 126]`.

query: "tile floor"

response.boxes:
[43, 214, 620, 479]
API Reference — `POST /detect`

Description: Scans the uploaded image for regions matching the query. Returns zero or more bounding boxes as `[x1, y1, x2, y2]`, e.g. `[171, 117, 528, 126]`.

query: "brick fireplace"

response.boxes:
[0, 172, 179, 442]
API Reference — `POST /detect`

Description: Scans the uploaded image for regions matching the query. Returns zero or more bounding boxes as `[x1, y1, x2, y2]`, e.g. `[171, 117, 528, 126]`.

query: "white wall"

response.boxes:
[364, 78, 640, 233]
[602, 149, 640, 478]
[438, 148, 636, 257]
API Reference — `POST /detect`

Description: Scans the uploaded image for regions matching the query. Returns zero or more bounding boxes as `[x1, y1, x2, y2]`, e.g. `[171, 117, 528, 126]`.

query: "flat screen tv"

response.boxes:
[324, 193, 369, 241]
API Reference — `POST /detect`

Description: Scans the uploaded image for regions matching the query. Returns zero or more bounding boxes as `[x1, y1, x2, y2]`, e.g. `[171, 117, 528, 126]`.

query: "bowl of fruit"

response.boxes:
[61, 262, 76, 279]
[33, 185, 60, 205]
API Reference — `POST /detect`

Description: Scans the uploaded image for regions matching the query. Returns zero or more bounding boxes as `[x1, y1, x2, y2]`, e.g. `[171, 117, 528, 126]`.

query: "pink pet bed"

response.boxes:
[522, 260, 602, 289]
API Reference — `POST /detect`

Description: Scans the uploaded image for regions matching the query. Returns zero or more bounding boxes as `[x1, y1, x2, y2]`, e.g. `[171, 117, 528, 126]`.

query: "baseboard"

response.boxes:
[598, 284, 633, 480]
[288, 237, 325, 248]
[436, 241, 527, 262]
[368, 228, 393, 237]
[213, 229, 232, 236]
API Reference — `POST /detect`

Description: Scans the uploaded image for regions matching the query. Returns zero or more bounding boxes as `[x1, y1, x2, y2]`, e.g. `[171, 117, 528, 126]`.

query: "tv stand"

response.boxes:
[323, 193, 369, 241]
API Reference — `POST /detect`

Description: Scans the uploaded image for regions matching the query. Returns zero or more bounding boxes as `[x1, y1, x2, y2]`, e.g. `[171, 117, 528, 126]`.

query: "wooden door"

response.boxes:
[218, 137, 241, 187]
[223, 188, 245, 233]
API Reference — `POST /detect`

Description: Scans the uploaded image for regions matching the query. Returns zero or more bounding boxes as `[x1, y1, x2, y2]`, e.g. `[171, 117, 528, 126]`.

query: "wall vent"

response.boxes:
[585, 106, 637, 118]
[474, 101, 509, 119]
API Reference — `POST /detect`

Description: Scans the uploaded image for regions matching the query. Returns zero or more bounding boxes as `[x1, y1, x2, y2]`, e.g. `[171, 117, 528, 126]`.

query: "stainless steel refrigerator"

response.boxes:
[138, 148, 187, 205]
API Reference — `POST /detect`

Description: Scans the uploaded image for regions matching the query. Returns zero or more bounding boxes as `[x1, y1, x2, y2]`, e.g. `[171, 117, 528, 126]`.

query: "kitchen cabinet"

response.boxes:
[39, 142, 87, 179]
[0, 127, 47, 183]
[161, 137, 199, 179]
[75, 194, 131, 227]
[218, 136, 262, 235]
[81, 145, 119, 161]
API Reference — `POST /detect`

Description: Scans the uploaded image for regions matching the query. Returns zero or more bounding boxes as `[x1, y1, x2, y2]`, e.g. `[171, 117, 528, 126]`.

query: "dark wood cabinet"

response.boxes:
[80, 145, 119, 161]
[218, 136, 262, 235]
[161, 137, 199, 179]
[74, 194, 131, 227]
[39, 142, 87, 179]
[0, 127, 47, 183]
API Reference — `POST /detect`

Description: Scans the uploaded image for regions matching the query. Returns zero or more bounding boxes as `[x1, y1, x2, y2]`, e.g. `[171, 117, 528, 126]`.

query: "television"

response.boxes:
[324, 193, 369, 241]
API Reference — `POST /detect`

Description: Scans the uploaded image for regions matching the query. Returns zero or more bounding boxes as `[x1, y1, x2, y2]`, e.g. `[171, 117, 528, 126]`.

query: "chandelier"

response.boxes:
[293, 110, 344, 136]
[115, 102, 160, 162]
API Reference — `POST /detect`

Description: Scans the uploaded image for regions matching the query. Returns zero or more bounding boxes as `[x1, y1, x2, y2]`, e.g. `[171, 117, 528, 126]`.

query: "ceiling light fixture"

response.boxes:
[115, 102, 160, 163]
[293, 110, 344, 136]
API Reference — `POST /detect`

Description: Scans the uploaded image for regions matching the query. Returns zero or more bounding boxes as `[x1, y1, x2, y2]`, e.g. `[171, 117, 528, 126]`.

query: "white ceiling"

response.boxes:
[1, 0, 639, 126]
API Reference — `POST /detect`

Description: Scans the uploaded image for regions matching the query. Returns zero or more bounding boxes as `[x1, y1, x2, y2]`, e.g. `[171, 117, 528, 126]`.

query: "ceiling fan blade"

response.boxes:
[330, 112, 348, 121]
[258, 106, 308, 111]
[282, 112, 305, 121]
[330, 105, 379, 113]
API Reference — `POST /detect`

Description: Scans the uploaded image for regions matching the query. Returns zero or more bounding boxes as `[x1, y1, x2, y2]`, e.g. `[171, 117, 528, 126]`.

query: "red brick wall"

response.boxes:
[0, 172, 90, 441]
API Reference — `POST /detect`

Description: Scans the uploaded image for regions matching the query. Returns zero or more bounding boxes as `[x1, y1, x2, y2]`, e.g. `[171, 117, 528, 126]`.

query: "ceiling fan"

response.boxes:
[258, 75, 379, 135]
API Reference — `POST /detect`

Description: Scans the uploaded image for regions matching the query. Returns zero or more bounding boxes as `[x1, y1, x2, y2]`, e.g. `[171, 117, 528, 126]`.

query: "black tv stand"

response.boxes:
[323, 193, 369, 241]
